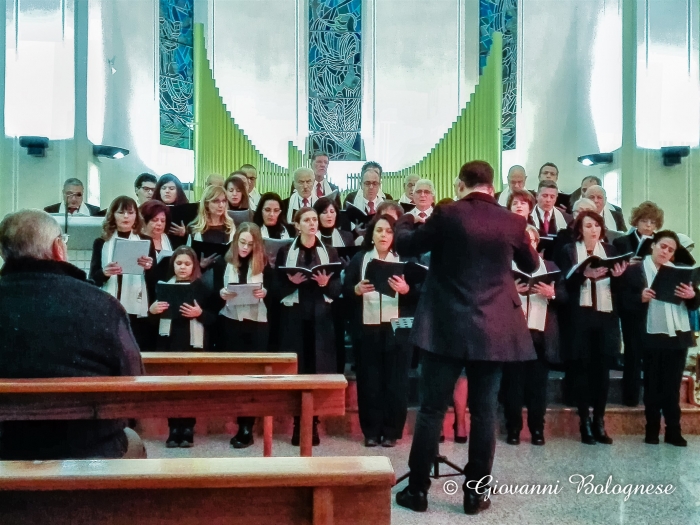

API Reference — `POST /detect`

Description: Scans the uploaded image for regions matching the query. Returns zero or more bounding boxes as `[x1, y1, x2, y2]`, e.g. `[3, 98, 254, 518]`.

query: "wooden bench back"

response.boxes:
[141, 352, 298, 376]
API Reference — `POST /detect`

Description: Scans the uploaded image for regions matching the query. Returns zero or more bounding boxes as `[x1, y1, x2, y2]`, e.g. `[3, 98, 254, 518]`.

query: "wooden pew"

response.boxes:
[0, 374, 346, 457]
[141, 352, 298, 376]
[142, 352, 299, 454]
[0, 456, 394, 525]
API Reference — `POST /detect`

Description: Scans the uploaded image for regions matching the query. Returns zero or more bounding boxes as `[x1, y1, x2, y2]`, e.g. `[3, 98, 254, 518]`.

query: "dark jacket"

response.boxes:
[44, 202, 102, 216]
[395, 192, 539, 361]
[343, 191, 394, 208]
[0, 258, 144, 460]
[613, 230, 643, 257]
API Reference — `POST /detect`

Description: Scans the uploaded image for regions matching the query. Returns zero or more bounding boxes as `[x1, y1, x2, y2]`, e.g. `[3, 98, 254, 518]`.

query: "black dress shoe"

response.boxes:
[664, 431, 687, 447]
[453, 420, 468, 444]
[364, 437, 379, 447]
[179, 427, 194, 448]
[165, 427, 182, 448]
[396, 486, 427, 512]
[230, 426, 255, 449]
[463, 490, 491, 515]
[381, 438, 397, 448]
[644, 433, 660, 445]
[530, 430, 545, 446]
[506, 430, 520, 445]
[580, 417, 596, 445]
[592, 417, 613, 445]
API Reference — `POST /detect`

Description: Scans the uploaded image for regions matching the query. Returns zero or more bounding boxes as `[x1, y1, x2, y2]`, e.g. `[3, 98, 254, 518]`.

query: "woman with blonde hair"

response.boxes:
[187, 185, 235, 268]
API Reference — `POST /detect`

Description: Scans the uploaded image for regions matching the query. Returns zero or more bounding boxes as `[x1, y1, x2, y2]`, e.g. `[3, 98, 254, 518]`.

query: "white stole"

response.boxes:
[531, 206, 568, 232]
[352, 192, 384, 215]
[398, 194, 413, 205]
[643, 257, 691, 336]
[249, 188, 261, 211]
[576, 241, 613, 312]
[603, 203, 621, 232]
[221, 263, 267, 322]
[286, 192, 318, 223]
[261, 224, 290, 239]
[155, 235, 173, 263]
[513, 259, 548, 331]
[281, 238, 330, 306]
[59, 201, 92, 216]
[360, 248, 400, 325]
[498, 188, 512, 206]
[316, 230, 345, 247]
[158, 277, 204, 349]
[314, 179, 334, 197]
[101, 233, 149, 317]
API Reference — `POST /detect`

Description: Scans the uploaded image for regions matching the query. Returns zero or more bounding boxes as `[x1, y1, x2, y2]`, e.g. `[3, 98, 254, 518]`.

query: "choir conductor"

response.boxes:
[394, 160, 539, 515]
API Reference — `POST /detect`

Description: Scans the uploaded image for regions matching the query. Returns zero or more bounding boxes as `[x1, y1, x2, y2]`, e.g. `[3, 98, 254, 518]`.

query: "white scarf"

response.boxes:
[498, 188, 512, 206]
[513, 259, 548, 331]
[643, 257, 691, 336]
[155, 234, 173, 263]
[398, 194, 413, 205]
[361, 248, 400, 325]
[281, 237, 330, 306]
[101, 233, 149, 317]
[316, 230, 345, 247]
[59, 201, 92, 216]
[286, 192, 318, 223]
[221, 263, 267, 322]
[531, 206, 568, 232]
[408, 206, 433, 219]
[603, 203, 621, 232]
[158, 277, 204, 349]
[313, 179, 334, 198]
[249, 188, 261, 211]
[576, 241, 613, 312]
[261, 224, 290, 239]
[352, 192, 384, 216]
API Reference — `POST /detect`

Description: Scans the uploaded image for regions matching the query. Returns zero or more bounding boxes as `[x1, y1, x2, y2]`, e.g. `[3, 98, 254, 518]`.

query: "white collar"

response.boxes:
[398, 194, 413, 204]
[643, 257, 691, 336]
[409, 206, 433, 218]
[59, 201, 91, 216]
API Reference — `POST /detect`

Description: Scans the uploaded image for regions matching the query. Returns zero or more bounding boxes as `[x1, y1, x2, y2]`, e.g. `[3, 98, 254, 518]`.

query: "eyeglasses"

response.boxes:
[363, 181, 380, 188]
[140, 187, 155, 193]
[238, 240, 255, 248]
[64, 192, 83, 198]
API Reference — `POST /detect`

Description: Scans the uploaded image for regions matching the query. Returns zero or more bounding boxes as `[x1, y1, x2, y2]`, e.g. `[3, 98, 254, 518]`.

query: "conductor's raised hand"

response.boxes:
[388, 275, 410, 295]
[180, 300, 202, 319]
[355, 279, 375, 296]
[288, 272, 308, 285]
[312, 270, 333, 288]
[104, 261, 123, 277]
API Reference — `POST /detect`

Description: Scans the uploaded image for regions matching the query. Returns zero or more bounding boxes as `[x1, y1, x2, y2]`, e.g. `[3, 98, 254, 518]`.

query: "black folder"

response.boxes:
[635, 237, 654, 258]
[650, 265, 700, 304]
[278, 262, 343, 280]
[190, 240, 231, 260]
[537, 235, 556, 253]
[365, 259, 406, 298]
[344, 202, 371, 226]
[512, 270, 561, 294]
[566, 252, 634, 278]
[155, 281, 196, 319]
[169, 203, 199, 228]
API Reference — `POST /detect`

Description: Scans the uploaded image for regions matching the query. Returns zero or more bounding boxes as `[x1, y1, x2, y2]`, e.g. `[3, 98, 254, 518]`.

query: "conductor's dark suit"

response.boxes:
[395, 191, 538, 493]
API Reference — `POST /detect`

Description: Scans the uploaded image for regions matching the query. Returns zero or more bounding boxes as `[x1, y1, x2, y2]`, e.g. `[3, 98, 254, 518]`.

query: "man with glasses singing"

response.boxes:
[343, 162, 393, 215]
[44, 178, 101, 216]
[134, 173, 157, 205]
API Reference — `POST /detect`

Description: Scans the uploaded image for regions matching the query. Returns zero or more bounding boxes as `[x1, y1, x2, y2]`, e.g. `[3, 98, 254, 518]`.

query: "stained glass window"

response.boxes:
[309, 0, 362, 160]
[480, 0, 517, 151]
[160, 0, 194, 149]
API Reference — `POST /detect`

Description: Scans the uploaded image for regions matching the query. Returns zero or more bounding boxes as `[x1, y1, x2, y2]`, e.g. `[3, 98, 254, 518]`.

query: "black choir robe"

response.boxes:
[274, 239, 341, 374]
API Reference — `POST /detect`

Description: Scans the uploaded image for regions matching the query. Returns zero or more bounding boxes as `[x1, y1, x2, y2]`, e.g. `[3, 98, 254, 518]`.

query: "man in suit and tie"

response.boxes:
[282, 168, 317, 224]
[343, 161, 394, 212]
[406, 179, 435, 220]
[394, 160, 539, 515]
[531, 180, 572, 237]
[44, 178, 101, 216]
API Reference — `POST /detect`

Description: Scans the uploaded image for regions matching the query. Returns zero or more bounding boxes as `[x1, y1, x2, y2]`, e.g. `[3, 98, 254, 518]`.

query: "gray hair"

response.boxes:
[584, 185, 606, 200]
[572, 198, 596, 213]
[294, 167, 314, 182]
[403, 173, 419, 184]
[63, 178, 84, 189]
[414, 179, 435, 194]
[0, 209, 61, 261]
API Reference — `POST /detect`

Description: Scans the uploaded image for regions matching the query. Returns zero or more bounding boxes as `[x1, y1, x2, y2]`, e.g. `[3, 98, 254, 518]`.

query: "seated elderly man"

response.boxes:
[582, 184, 626, 233]
[44, 178, 101, 216]
[0, 209, 146, 460]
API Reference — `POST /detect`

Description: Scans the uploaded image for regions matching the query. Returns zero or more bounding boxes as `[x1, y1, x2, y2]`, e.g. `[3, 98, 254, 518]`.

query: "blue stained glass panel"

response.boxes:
[480, 0, 517, 151]
[309, 0, 362, 161]
[160, 0, 193, 149]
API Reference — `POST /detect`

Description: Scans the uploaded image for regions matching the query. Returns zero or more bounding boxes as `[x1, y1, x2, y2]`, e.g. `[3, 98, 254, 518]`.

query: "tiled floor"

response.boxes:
[145, 432, 700, 524]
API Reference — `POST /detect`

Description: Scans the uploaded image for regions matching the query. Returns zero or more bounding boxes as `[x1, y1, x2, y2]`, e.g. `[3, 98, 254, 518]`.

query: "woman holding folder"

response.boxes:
[140, 200, 173, 281]
[216, 223, 273, 448]
[253, 192, 294, 239]
[187, 185, 235, 268]
[149, 246, 216, 448]
[621, 231, 699, 446]
[558, 210, 628, 445]
[275, 207, 341, 446]
[343, 214, 413, 448]
[503, 225, 565, 446]
[90, 196, 156, 351]
[153, 173, 190, 248]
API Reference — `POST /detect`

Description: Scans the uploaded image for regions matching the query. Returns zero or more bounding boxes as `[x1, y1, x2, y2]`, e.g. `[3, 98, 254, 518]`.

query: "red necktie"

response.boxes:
[302, 198, 309, 207]
[316, 183, 324, 198]
[418, 212, 427, 219]
[543, 211, 550, 234]
[368, 201, 375, 215]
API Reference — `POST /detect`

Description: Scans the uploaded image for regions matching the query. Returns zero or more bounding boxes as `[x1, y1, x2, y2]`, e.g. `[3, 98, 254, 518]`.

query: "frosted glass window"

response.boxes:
[636, 0, 700, 148]
[5, 0, 75, 139]
[603, 169, 621, 207]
